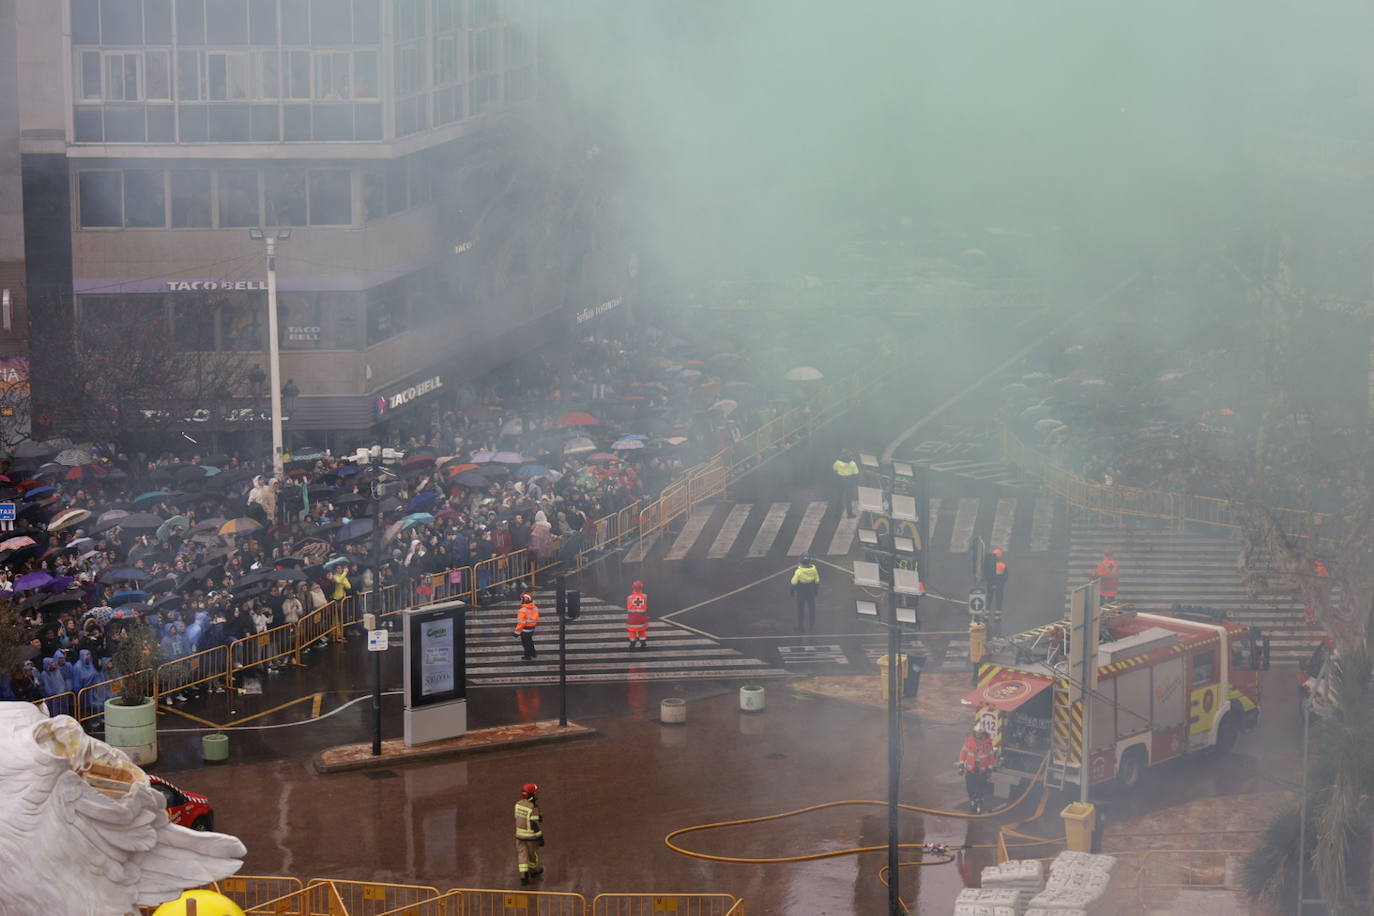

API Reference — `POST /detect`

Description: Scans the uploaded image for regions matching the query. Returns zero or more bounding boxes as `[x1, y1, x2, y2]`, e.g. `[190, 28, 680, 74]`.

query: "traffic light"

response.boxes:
[565, 590, 581, 621]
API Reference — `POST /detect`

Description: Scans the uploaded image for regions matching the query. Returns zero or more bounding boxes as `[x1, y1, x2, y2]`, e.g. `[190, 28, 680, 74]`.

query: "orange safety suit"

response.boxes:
[958, 733, 997, 773]
[515, 600, 540, 660]
[626, 586, 649, 646]
[1092, 553, 1119, 599]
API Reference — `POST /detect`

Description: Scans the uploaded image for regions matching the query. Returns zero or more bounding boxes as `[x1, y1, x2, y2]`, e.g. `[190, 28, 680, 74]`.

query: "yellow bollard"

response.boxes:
[969, 622, 987, 665]
[1060, 802, 1097, 852]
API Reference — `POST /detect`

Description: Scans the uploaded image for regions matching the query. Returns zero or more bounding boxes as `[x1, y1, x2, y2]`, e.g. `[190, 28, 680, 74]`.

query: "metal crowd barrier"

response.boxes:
[374, 891, 461, 916]
[155, 645, 228, 700]
[456, 888, 586, 916]
[244, 880, 348, 915]
[219, 876, 306, 911]
[229, 621, 299, 675]
[590, 894, 741, 916]
[307, 879, 443, 916]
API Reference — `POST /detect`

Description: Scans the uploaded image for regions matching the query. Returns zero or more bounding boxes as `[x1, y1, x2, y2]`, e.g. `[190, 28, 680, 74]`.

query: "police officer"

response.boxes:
[625, 580, 649, 649]
[790, 554, 821, 633]
[514, 782, 545, 885]
[514, 593, 539, 661]
[832, 450, 859, 518]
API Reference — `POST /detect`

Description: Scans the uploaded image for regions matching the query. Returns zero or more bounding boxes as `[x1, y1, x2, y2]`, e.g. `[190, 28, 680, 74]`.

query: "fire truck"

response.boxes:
[962, 604, 1269, 793]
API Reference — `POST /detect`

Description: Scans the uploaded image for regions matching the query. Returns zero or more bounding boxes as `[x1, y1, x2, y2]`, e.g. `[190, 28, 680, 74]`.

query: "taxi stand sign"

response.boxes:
[367, 628, 389, 651]
[0, 501, 12, 532]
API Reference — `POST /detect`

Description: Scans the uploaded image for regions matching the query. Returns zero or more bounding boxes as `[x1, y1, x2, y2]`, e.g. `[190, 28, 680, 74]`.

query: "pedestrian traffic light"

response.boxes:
[565, 590, 580, 620]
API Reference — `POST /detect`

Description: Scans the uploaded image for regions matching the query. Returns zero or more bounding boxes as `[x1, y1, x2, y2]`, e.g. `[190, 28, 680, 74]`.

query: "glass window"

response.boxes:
[208, 51, 249, 100]
[218, 294, 266, 350]
[282, 0, 308, 43]
[363, 167, 384, 220]
[395, 42, 421, 95]
[353, 0, 379, 43]
[208, 103, 251, 140]
[177, 50, 203, 100]
[286, 50, 310, 99]
[394, 0, 419, 41]
[74, 108, 103, 142]
[248, 0, 276, 43]
[311, 0, 350, 44]
[355, 102, 381, 139]
[434, 33, 458, 85]
[123, 170, 165, 226]
[311, 103, 353, 140]
[79, 51, 102, 100]
[434, 0, 453, 31]
[107, 53, 139, 100]
[257, 50, 279, 98]
[470, 0, 496, 27]
[1190, 650, 1216, 686]
[145, 50, 171, 100]
[171, 169, 212, 226]
[366, 286, 406, 344]
[176, 0, 206, 43]
[100, 0, 143, 44]
[173, 297, 216, 350]
[205, 0, 248, 44]
[279, 292, 322, 349]
[145, 0, 173, 43]
[470, 28, 495, 74]
[73, 0, 101, 44]
[314, 51, 349, 100]
[353, 50, 377, 98]
[178, 103, 208, 140]
[385, 158, 407, 213]
[148, 104, 176, 140]
[104, 105, 147, 141]
[79, 172, 122, 227]
[264, 168, 306, 226]
[471, 72, 498, 115]
[217, 168, 259, 227]
[309, 169, 350, 225]
[283, 103, 310, 139]
[251, 103, 279, 140]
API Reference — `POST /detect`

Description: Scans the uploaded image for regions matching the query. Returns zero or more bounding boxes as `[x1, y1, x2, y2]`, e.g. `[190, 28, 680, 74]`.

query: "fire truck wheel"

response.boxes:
[1116, 746, 1148, 792]
[1214, 713, 1239, 756]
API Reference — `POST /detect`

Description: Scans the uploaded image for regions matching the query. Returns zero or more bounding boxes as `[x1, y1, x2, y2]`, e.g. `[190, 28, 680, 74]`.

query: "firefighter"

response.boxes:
[514, 593, 539, 661]
[957, 725, 997, 814]
[514, 782, 545, 885]
[626, 580, 649, 649]
[1092, 548, 1119, 604]
[832, 450, 860, 518]
[790, 553, 821, 632]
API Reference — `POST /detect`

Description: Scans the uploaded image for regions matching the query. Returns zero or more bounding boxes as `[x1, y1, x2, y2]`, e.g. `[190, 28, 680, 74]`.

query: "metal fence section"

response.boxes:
[74, 668, 155, 722]
[590, 894, 740, 916]
[219, 876, 306, 911]
[33, 691, 75, 717]
[307, 879, 443, 916]
[456, 889, 587, 916]
[374, 891, 462, 916]
[156, 645, 228, 700]
[230, 620, 300, 674]
[244, 880, 348, 915]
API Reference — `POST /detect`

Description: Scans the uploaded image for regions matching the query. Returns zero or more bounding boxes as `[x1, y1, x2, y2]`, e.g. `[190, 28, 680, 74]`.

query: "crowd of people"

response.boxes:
[2, 308, 861, 711]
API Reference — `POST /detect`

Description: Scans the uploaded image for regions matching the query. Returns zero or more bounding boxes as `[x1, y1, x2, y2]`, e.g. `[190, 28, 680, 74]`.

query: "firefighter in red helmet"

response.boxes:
[514, 782, 544, 884]
[626, 580, 649, 649]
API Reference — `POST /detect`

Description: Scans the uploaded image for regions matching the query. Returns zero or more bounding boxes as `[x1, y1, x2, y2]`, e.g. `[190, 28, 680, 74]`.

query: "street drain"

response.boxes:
[765, 752, 787, 760]
[364, 770, 399, 779]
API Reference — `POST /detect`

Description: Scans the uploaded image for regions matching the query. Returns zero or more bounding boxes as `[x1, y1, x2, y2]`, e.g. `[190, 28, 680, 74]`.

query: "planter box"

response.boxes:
[104, 697, 158, 765]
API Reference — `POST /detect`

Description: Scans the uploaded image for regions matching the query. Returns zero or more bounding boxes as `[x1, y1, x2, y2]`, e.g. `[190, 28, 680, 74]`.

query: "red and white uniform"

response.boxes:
[626, 587, 648, 640]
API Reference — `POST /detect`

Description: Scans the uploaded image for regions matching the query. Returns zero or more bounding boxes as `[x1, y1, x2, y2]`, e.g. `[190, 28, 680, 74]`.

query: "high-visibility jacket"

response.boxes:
[791, 563, 820, 595]
[626, 590, 648, 627]
[514, 602, 540, 634]
[833, 459, 859, 478]
[514, 798, 542, 839]
[1093, 559, 1119, 596]
[958, 735, 996, 773]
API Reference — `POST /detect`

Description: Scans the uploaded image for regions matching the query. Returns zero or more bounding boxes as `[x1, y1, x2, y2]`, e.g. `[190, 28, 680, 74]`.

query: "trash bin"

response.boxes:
[202, 733, 229, 764]
[969, 622, 988, 664]
[876, 654, 907, 701]
[903, 653, 927, 700]
[1061, 802, 1097, 852]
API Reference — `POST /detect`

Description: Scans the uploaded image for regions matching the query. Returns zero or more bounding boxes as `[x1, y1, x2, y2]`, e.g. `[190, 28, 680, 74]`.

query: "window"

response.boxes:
[433, 0, 454, 31]
[79, 52, 103, 100]
[311, 0, 351, 44]
[470, 28, 496, 75]
[395, 42, 422, 96]
[434, 32, 459, 85]
[471, 73, 498, 115]
[208, 51, 250, 100]
[363, 166, 385, 220]
[265, 168, 306, 226]
[123, 170, 166, 226]
[248, 0, 276, 43]
[385, 158, 408, 213]
[279, 292, 322, 348]
[73, 0, 101, 44]
[101, 0, 143, 44]
[394, 0, 420, 40]
[366, 284, 407, 344]
[257, 50, 280, 98]
[106, 52, 140, 100]
[177, 50, 204, 99]
[1190, 650, 1216, 687]
[314, 51, 349, 100]
[282, 0, 309, 43]
[173, 297, 216, 350]
[353, 0, 380, 43]
[79, 171, 122, 227]
[171, 169, 212, 226]
[217, 168, 259, 226]
[353, 50, 377, 97]
[286, 50, 311, 99]
[205, 0, 248, 43]
[308, 169, 351, 224]
[176, 0, 206, 43]
[218, 294, 266, 350]
[145, 0, 173, 43]
[145, 50, 171, 100]
[469, 0, 497, 27]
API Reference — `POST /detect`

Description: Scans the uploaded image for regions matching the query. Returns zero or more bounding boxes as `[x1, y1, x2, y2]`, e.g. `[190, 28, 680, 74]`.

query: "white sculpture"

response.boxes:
[0, 704, 246, 916]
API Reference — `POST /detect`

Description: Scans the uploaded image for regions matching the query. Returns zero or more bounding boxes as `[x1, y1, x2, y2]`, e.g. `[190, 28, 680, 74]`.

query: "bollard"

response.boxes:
[202, 733, 229, 764]
[739, 684, 766, 712]
[659, 697, 687, 724]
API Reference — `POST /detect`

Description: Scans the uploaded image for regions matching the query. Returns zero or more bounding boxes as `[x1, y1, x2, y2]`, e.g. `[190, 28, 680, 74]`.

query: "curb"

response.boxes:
[313, 720, 599, 774]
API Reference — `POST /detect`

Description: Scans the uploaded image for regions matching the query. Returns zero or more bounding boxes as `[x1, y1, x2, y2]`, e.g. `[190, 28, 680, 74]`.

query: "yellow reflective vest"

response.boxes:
[833, 459, 859, 478]
[515, 798, 542, 839]
[791, 564, 820, 587]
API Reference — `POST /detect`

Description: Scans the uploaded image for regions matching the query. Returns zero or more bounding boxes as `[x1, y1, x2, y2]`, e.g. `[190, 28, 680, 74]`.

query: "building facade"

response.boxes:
[16, 0, 553, 449]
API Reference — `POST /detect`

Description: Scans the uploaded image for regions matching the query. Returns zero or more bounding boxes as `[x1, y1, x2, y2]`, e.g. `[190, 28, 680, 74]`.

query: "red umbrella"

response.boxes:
[63, 465, 106, 481]
[557, 411, 599, 427]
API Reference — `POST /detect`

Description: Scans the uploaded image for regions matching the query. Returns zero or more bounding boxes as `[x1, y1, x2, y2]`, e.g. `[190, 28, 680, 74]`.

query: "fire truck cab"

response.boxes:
[962, 605, 1268, 794]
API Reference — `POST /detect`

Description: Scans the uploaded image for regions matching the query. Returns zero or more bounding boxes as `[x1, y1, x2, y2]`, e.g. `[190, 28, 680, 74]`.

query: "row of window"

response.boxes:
[73, 101, 384, 143]
[78, 48, 381, 102]
[75, 158, 432, 229]
[73, 0, 383, 48]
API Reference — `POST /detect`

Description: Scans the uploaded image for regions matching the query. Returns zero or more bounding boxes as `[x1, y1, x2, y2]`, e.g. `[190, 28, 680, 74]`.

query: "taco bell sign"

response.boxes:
[165, 280, 269, 292]
[376, 375, 443, 419]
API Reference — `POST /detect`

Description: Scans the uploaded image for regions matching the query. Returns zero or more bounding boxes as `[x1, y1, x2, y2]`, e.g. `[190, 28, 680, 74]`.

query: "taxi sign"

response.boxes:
[367, 629, 389, 652]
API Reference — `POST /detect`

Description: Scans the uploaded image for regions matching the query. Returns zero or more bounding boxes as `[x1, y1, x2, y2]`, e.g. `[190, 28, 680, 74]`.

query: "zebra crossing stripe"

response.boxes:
[950, 497, 979, 552]
[990, 498, 1017, 551]
[708, 504, 753, 558]
[747, 503, 790, 557]
[927, 498, 941, 538]
[623, 531, 659, 564]
[827, 514, 859, 555]
[1030, 498, 1055, 551]
[787, 501, 829, 556]
[665, 505, 715, 560]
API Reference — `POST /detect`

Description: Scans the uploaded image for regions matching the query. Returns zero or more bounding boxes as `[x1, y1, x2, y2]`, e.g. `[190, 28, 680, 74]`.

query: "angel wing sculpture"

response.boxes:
[0, 704, 246, 916]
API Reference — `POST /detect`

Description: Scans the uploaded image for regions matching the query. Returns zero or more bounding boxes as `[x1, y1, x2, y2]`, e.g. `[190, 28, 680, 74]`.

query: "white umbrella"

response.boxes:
[611, 438, 645, 450]
[1034, 419, 1066, 432]
[563, 437, 596, 456]
[784, 366, 824, 382]
[709, 399, 738, 416]
[55, 448, 92, 467]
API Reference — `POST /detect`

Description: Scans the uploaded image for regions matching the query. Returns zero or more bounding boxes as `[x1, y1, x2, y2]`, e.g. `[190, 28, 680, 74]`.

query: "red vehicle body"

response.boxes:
[149, 774, 215, 831]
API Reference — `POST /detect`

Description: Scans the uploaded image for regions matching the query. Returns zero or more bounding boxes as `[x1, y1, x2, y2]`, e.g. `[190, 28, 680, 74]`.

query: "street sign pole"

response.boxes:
[365, 618, 388, 756]
[556, 575, 568, 727]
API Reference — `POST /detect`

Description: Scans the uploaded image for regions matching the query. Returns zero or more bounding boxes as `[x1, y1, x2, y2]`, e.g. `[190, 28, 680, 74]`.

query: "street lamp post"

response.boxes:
[249, 229, 289, 479]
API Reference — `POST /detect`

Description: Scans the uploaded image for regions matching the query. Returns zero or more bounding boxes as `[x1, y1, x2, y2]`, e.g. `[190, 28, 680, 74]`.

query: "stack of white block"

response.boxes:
[953, 887, 1027, 916]
[981, 858, 1046, 895]
[1024, 851, 1119, 916]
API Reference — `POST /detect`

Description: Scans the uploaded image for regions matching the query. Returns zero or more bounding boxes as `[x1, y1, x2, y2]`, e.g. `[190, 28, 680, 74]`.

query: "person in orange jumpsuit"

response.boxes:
[1092, 548, 1119, 603]
[625, 580, 649, 649]
[957, 725, 997, 813]
[514, 593, 539, 661]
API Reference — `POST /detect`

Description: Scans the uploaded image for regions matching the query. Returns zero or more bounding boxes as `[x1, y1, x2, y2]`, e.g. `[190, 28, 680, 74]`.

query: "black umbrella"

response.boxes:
[153, 594, 183, 612]
[331, 493, 368, 508]
[39, 594, 85, 614]
[109, 511, 165, 530]
[265, 567, 307, 581]
[273, 556, 306, 568]
[145, 576, 178, 595]
[98, 566, 151, 584]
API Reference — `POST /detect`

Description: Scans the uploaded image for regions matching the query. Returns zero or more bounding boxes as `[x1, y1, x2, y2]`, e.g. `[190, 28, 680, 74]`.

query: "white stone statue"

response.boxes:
[0, 705, 246, 916]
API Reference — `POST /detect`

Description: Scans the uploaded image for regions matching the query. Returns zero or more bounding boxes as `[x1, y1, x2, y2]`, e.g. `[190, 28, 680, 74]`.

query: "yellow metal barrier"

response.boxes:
[456, 888, 586, 916]
[156, 645, 228, 701]
[296, 601, 344, 651]
[374, 891, 461, 916]
[230, 621, 300, 674]
[75, 668, 154, 722]
[307, 879, 443, 916]
[590, 895, 739, 916]
[721, 901, 745, 916]
[34, 691, 76, 717]
[220, 876, 306, 911]
[245, 880, 348, 915]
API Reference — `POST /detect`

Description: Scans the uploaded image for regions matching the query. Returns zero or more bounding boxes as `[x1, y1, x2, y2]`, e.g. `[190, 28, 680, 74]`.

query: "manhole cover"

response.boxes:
[765, 752, 787, 760]
[363, 769, 399, 779]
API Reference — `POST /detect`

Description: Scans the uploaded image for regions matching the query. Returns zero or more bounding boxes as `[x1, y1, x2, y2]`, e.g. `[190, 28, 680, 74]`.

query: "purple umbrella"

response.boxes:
[470, 450, 497, 463]
[492, 451, 525, 464]
[40, 575, 76, 594]
[14, 571, 53, 591]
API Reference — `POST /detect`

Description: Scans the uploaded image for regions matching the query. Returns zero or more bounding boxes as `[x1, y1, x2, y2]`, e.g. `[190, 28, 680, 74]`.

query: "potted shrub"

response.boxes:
[105, 623, 161, 764]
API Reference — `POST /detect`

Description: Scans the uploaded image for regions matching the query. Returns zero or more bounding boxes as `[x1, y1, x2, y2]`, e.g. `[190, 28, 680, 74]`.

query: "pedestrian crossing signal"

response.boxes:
[565, 590, 580, 621]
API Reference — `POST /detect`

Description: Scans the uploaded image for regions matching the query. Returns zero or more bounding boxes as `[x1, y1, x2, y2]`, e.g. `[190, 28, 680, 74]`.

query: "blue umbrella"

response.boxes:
[401, 512, 435, 530]
[22, 485, 58, 501]
[619, 434, 650, 440]
[407, 493, 439, 513]
[323, 556, 351, 570]
[109, 589, 150, 606]
[132, 490, 171, 508]
[517, 464, 553, 478]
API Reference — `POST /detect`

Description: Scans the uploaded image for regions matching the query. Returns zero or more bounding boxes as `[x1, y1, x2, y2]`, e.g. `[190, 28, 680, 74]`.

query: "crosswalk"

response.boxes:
[629, 495, 1061, 563]
[464, 589, 788, 685]
[1068, 520, 1322, 663]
